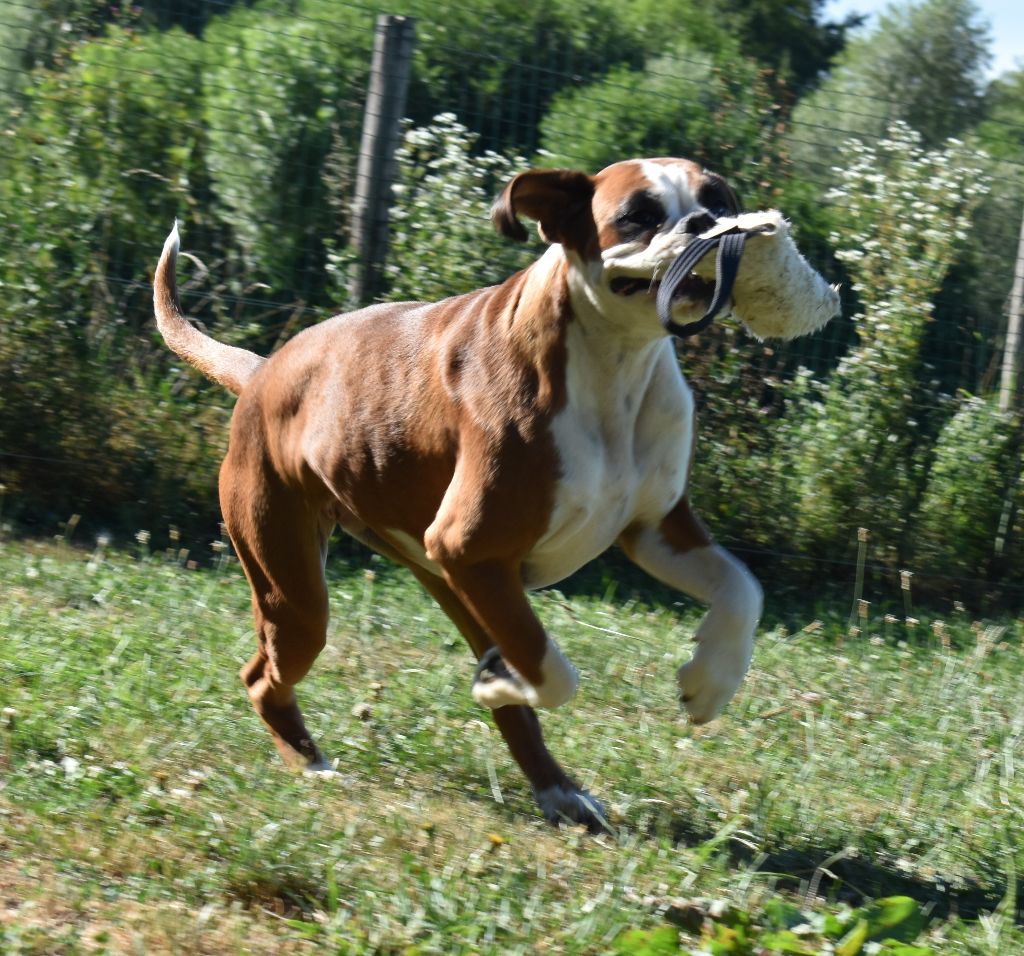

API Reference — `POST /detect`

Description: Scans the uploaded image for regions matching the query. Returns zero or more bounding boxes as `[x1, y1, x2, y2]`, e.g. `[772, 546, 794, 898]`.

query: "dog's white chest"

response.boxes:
[522, 335, 694, 589]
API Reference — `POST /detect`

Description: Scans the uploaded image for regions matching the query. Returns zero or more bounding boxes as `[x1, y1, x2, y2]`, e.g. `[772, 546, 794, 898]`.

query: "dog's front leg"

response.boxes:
[621, 496, 763, 723]
[424, 440, 579, 711]
[409, 567, 604, 830]
[437, 559, 578, 710]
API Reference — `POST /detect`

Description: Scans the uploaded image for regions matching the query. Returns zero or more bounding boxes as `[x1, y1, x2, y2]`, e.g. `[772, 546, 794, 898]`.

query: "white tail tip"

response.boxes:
[162, 220, 180, 259]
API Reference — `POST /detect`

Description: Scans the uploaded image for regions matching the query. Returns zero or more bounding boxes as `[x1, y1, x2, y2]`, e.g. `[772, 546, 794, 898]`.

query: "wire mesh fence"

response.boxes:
[0, 0, 1022, 609]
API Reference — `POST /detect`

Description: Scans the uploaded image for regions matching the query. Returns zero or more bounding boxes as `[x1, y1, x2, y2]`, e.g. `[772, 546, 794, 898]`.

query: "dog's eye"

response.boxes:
[615, 195, 665, 237]
[623, 209, 663, 229]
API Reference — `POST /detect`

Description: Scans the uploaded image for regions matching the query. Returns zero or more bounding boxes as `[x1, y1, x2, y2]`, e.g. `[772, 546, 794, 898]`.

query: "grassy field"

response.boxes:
[1, 533, 1022, 954]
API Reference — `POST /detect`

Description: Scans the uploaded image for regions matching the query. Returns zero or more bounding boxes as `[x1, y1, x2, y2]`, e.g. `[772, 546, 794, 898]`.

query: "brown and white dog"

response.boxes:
[153, 157, 832, 828]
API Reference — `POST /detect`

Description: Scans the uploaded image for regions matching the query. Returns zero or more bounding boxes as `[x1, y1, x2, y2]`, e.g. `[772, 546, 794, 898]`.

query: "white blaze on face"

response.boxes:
[638, 160, 699, 225]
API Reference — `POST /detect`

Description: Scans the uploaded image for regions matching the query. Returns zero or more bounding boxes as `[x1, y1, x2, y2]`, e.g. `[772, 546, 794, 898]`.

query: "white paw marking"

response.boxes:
[302, 757, 339, 778]
[472, 672, 532, 709]
[471, 639, 579, 710]
[677, 639, 753, 723]
[638, 543, 761, 724]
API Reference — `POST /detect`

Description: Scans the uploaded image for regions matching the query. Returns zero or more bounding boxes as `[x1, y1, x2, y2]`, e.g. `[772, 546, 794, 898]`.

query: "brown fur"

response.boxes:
[152, 158, 752, 824]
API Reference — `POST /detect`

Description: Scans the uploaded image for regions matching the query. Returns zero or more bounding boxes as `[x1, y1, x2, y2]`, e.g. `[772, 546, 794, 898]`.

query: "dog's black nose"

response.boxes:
[683, 210, 717, 235]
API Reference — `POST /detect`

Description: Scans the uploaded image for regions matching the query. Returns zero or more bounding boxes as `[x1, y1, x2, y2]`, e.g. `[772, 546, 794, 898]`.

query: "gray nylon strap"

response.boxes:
[656, 228, 748, 338]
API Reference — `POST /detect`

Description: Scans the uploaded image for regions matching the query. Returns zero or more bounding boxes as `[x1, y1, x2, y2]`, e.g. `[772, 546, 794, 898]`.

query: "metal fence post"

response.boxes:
[349, 14, 416, 306]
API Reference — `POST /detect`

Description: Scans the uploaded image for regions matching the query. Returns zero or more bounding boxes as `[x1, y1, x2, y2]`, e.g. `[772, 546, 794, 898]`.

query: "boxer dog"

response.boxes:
[153, 157, 832, 828]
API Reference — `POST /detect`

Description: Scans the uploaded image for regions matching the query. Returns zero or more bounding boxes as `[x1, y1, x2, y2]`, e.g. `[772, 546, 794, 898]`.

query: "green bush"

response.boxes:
[201, 0, 373, 301]
[915, 398, 1022, 585]
[786, 123, 989, 565]
[0, 25, 228, 533]
[402, 0, 652, 154]
[538, 40, 779, 193]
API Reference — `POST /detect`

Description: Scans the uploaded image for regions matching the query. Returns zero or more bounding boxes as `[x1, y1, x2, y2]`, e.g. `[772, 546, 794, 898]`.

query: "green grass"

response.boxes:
[1, 534, 1022, 954]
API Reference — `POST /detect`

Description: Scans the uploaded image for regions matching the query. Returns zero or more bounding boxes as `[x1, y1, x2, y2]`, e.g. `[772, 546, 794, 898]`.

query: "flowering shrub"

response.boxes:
[383, 114, 538, 302]
[787, 123, 990, 563]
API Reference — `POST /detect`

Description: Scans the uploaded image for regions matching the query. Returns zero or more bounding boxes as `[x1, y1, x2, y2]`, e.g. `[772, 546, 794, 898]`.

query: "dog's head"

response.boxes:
[492, 158, 837, 341]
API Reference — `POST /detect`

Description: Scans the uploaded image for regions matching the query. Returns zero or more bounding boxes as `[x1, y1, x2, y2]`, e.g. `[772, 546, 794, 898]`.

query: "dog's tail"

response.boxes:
[153, 222, 265, 395]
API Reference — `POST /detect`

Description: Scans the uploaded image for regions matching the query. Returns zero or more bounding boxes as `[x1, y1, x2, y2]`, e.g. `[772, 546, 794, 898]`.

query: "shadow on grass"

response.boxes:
[639, 808, 1020, 926]
[325, 542, 840, 635]
[439, 780, 1019, 927]
[224, 872, 326, 921]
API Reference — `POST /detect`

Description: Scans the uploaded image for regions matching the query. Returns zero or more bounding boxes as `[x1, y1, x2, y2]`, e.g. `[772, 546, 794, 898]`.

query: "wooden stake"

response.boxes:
[349, 15, 416, 306]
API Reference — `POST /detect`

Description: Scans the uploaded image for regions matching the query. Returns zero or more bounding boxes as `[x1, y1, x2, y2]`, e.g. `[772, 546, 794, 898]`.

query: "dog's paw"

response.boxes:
[302, 756, 340, 778]
[471, 643, 578, 710]
[472, 646, 533, 708]
[534, 784, 610, 833]
[676, 647, 750, 724]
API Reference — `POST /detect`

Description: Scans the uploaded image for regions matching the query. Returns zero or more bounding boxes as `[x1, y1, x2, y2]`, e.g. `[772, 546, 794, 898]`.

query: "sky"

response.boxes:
[824, 0, 1023, 79]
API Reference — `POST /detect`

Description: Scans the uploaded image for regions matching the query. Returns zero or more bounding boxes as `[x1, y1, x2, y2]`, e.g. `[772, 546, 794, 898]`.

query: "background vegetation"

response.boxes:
[0, 0, 1022, 611]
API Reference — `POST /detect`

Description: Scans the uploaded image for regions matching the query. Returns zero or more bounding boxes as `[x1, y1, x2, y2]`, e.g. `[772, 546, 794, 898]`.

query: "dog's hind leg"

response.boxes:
[409, 567, 606, 830]
[221, 469, 333, 772]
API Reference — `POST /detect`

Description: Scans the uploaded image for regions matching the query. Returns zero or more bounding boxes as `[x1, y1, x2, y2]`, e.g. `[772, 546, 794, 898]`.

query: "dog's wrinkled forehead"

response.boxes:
[591, 158, 739, 249]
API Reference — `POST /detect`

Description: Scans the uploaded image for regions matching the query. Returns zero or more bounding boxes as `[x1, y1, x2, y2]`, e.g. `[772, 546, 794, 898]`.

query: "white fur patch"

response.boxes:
[162, 220, 181, 259]
[471, 668, 529, 709]
[523, 332, 692, 589]
[303, 756, 339, 777]
[630, 537, 762, 723]
[471, 638, 578, 709]
[640, 160, 699, 223]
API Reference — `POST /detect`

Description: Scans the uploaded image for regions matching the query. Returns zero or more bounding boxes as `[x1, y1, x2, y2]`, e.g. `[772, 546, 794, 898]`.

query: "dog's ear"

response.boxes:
[491, 169, 598, 256]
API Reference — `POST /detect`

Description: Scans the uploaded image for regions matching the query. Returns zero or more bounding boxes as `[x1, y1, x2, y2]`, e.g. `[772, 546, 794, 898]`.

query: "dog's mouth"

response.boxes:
[609, 272, 715, 304]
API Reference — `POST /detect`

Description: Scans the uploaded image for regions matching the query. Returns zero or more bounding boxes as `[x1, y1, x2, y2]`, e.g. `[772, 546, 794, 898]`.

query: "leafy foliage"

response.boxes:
[201, 0, 372, 301]
[0, 24, 228, 530]
[787, 124, 990, 564]
[0, 0, 1023, 600]
[715, 0, 859, 93]
[384, 115, 536, 302]
[977, 67, 1024, 161]
[0, 0, 123, 103]
[788, 0, 992, 180]
[539, 41, 781, 194]
[401, 0, 652, 154]
[914, 398, 1023, 586]
[615, 893, 935, 954]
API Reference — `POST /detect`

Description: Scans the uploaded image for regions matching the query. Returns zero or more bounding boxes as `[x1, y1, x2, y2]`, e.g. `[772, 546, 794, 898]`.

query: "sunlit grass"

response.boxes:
[0, 535, 1022, 953]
